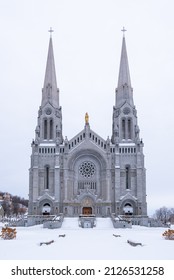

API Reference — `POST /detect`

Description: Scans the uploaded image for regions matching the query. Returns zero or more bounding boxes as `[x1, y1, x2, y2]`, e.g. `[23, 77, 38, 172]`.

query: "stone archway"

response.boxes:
[42, 203, 51, 215]
[120, 200, 136, 215]
[67, 149, 107, 208]
[123, 203, 133, 215]
[81, 196, 94, 215]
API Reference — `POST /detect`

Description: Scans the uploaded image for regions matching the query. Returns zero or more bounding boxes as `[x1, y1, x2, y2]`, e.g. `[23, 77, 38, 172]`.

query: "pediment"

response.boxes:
[68, 126, 108, 154]
[74, 190, 97, 203]
[37, 191, 55, 202]
[119, 191, 137, 202]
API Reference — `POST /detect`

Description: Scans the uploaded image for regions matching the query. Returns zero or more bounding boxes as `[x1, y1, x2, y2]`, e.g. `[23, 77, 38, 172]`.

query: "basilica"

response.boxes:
[28, 31, 147, 222]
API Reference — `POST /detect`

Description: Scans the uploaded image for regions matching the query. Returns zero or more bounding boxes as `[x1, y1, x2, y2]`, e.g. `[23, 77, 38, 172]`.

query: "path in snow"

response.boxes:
[61, 217, 79, 229]
[61, 217, 113, 230]
[95, 217, 113, 229]
[0, 221, 174, 260]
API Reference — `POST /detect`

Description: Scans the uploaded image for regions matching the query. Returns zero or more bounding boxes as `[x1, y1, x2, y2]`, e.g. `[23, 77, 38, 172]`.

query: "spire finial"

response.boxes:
[48, 27, 54, 37]
[121, 27, 127, 37]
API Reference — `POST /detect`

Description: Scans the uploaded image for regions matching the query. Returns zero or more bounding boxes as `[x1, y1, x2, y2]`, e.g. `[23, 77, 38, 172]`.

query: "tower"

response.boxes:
[112, 31, 147, 218]
[28, 32, 63, 216]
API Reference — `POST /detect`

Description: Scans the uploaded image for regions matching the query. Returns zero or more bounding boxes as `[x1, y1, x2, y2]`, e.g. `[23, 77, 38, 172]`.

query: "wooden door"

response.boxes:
[83, 207, 92, 215]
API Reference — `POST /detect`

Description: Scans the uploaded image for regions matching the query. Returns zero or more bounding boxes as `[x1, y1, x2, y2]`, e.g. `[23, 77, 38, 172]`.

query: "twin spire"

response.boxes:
[116, 29, 134, 108]
[117, 36, 131, 89]
[41, 30, 59, 109]
[41, 28, 134, 110]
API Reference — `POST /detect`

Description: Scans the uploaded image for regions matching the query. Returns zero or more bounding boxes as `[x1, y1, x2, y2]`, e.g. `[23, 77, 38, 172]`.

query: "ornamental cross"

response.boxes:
[121, 27, 127, 36]
[48, 27, 54, 37]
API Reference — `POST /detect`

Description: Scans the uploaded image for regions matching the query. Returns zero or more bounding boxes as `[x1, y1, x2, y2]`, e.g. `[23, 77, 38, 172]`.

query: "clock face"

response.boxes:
[45, 108, 52, 115]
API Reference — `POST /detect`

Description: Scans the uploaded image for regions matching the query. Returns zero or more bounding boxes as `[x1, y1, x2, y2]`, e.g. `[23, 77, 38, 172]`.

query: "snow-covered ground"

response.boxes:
[0, 218, 173, 260]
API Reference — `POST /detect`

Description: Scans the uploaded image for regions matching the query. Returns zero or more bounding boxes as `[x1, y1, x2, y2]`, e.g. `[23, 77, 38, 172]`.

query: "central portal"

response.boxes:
[83, 207, 92, 215]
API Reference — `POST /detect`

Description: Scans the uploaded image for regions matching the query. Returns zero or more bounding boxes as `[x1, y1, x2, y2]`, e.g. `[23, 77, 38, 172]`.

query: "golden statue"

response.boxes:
[85, 112, 89, 124]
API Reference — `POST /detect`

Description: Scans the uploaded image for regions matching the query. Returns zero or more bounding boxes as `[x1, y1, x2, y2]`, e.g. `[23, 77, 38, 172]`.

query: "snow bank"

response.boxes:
[0, 219, 173, 260]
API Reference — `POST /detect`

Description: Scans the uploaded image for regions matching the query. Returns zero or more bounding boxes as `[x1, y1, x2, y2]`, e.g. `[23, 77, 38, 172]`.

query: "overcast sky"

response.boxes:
[0, 0, 174, 215]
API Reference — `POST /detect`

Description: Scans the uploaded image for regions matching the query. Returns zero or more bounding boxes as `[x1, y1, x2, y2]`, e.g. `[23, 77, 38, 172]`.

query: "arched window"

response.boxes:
[45, 166, 49, 189]
[44, 119, 47, 139]
[78, 161, 97, 193]
[125, 165, 131, 189]
[122, 119, 126, 139]
[128, 118, 132, 139]
[42, 203, 51, 215]
[123, 203, 133, 215]
[50, 119, 53, 139]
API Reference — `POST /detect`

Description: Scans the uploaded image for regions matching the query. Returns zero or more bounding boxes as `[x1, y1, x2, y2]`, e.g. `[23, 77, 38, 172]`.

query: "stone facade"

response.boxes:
[28, 33, 147, 221]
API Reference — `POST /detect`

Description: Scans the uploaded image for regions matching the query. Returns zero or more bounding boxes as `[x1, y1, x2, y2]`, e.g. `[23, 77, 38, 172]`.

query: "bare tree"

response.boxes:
[0, 192, 28, 217]
[155, 207, 172, 224]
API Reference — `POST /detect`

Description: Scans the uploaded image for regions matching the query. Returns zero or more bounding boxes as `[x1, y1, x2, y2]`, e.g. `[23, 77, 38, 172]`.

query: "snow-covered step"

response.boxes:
[95, 218, 113, 228]
[61, 217, 113, 229]
[61, 218, 79, 229]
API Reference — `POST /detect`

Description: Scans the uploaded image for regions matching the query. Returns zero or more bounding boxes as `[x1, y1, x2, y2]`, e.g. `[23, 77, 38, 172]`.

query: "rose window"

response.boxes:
[79, 161, 95, 178]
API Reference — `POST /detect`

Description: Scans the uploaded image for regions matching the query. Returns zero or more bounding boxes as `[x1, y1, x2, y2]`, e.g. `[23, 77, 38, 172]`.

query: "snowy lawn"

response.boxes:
[0, 218, 173, 260]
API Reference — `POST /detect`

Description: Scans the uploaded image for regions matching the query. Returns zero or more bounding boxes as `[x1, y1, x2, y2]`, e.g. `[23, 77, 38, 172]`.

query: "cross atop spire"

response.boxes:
[48, 27, 54, 37]
[121, 27, 127, 37]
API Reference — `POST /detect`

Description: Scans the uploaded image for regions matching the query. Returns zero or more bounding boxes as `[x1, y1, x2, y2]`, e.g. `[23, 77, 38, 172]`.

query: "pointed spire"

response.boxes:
[41, 30, 59, 108]
[118, 33, 131, 88]
[116, 29, 134, 108]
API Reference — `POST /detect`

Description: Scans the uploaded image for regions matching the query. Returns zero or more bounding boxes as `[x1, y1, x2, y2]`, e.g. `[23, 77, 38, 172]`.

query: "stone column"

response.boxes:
[64, 169, 68, 201]
[106, 169, 111, 201]
[115, 151, 120, 215]
[33, 167, 39, 201]
[32, 151, 39, 201]
[54, 151, 60, 203]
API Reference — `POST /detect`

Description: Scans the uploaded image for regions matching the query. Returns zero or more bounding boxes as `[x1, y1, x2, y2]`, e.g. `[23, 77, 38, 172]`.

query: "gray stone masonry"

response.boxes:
[28, 33, 147, 226]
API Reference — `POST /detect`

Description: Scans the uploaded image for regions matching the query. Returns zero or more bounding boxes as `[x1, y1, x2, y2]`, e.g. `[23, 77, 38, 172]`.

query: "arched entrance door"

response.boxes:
[42, 203, 51, 215]
[123, 203, 133, 215]
[83, 207, 92, 215]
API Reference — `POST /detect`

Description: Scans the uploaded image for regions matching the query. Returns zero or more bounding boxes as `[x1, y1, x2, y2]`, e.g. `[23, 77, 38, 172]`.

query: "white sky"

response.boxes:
[0, 0, 174, 215]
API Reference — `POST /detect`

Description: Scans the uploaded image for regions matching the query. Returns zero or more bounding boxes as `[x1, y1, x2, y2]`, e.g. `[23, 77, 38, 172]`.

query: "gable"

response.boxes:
[66, 128, 108, 154]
